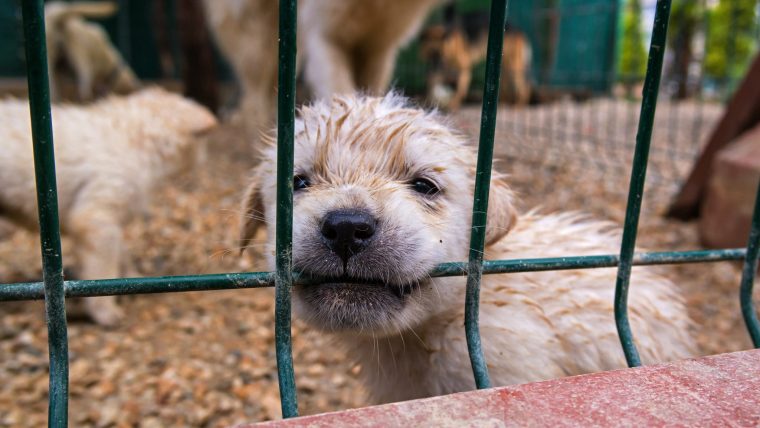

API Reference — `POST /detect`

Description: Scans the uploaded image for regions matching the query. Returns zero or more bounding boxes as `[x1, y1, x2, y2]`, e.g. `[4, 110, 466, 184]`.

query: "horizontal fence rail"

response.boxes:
[0, 248, 749, 301]
[4, 0, 760, 425]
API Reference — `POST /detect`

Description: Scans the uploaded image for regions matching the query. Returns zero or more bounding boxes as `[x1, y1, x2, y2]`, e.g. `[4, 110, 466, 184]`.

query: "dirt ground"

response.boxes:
[0, 98, 753, 427]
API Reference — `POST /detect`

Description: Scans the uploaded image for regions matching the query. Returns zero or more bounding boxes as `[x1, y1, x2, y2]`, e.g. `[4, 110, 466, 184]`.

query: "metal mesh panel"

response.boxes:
[1, 0, 758, 425]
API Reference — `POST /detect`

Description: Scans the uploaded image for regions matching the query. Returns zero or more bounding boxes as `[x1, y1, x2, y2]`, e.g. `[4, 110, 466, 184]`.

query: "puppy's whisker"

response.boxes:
[387, 335, 397, 372]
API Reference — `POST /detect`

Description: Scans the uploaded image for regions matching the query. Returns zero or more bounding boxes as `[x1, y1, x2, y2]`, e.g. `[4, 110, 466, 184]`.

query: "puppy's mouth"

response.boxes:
[294, 273, 424, 332]
[303, 276, 419, 298]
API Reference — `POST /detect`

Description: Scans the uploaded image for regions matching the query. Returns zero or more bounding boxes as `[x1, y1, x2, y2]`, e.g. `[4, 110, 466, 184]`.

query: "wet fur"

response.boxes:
[240, 94, 695, 404]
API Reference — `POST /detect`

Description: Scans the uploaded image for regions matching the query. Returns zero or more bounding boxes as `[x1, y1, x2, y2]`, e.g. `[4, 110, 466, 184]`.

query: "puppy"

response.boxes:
[420, 15, 532, 110]
[203, 0, 441, 141]
[45, 1, 140, 102]
[0, 88, 217, 326]
[420, 24, 483, 111]
[240, 94, 696, 404]
[299, 0, 442, 100]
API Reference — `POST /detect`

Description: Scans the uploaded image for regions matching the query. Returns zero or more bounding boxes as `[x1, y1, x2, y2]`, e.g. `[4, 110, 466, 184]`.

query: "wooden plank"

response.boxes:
[241, 350, 760, 427]
[667, 54, 760, 219]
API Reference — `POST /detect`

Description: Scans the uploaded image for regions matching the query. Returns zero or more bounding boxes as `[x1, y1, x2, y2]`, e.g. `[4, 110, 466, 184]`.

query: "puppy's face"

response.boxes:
[241, 95, 516, 336]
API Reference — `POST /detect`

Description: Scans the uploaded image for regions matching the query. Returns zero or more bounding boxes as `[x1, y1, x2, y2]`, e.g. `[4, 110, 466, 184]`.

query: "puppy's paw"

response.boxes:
[84, 296, 124, 328]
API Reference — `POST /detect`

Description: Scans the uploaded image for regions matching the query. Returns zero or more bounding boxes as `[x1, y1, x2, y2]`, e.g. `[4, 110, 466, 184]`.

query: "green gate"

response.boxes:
[393, 0, 620, 95]
[1, 0, 759, 425]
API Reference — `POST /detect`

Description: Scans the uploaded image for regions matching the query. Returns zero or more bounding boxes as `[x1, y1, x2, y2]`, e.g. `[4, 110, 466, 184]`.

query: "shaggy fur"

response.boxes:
[45, 1, 140, 102]
[0, 88, 217, 326]
[202, 0, 441, 140]
[240, 94, 696, 404]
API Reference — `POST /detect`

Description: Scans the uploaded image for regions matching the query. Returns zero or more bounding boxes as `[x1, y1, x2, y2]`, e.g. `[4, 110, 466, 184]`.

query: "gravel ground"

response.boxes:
[0, 98, 753, 427]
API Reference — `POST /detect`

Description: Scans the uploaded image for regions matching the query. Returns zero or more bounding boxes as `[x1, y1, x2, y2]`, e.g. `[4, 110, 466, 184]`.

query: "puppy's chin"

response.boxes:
[293, 280, 424, 335]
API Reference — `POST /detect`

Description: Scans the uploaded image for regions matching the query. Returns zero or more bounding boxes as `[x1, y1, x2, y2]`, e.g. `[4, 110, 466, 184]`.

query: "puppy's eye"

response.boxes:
[294, 175, 311, 191]
[410, 178, 440, 196]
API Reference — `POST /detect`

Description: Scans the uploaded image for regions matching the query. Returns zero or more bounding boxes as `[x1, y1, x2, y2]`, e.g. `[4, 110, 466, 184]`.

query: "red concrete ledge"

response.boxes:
[243, 349, 760, 427]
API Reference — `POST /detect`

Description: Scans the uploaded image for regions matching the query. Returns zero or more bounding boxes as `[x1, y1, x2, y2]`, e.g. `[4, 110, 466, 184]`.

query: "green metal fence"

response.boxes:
[1, 0, 759, 425]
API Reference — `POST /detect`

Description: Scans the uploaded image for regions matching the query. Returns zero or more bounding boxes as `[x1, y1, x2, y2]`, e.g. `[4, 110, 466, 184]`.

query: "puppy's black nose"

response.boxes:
[320, 209, 377, 263]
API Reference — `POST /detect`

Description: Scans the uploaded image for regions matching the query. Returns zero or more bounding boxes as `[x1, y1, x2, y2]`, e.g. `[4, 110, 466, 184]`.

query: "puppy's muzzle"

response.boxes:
[320, 209, 377, 265]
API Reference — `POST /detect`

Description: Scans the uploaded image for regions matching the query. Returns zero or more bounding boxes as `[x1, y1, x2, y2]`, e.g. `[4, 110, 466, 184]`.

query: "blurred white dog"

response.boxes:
[240, 94, 696, 404]
[0, 88, 216, 325]
[45, 1, 140, 102]
[203, 0, 441, 141]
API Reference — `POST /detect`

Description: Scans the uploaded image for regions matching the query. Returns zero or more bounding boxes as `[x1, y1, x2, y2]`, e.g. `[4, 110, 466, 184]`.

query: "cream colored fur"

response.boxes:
[0, 88, 217, 326]
[240, 94, 696, 405]
[45, 1, 140, 102]
[202, 0, 440, 140]
[202, 0, 279, 139]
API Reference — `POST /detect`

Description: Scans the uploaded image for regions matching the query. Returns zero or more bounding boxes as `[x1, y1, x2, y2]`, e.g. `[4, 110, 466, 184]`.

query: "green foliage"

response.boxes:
[667, 0, 704, 98]
[705, 0, 758, 82]
[618, 0, 648, 82]
[668, 0, 703, 49]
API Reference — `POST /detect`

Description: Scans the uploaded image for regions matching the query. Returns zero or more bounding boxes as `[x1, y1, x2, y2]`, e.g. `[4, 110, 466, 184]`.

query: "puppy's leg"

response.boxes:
[240, 56, 278, 143]
[69, 208, 125, 327]
[119, 252, 139, 278]
[47, 41, 61, 102]
[75, 65, 95, 102]
[513, 70, 531, 106]
[356, 46, 398, 96]
[304, 37, 355, 100]
[64, 39, 95, 101]
[449, 65, 471, 111]
[500, 65, 516, 105]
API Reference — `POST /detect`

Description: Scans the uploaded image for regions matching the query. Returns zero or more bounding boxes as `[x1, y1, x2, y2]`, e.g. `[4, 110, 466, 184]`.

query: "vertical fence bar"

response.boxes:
[274, 0, 298, 418]
[613, 0, 672, 368]
[20, 1, 69, 426]
[740, 182, 760, 347]
[465, 0, 509, 389]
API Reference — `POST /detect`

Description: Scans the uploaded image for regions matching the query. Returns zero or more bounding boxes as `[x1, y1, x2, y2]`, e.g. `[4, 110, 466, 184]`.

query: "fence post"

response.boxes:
[614, 0, 672, 368]
[20, 0, 69, 426]
[465, 0, 509, 389]
[740, 182, 760, 347]
[274, 0, 299, 418]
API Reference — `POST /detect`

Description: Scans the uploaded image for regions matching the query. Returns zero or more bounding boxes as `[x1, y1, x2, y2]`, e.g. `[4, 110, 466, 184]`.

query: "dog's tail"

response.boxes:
[45, 1, 118, 28]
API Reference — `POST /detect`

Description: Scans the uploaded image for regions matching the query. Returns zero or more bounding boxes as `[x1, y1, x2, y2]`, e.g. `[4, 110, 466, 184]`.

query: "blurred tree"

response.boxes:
[667, 0, 703, 99]
[704, 0, 758, 87]
[618, 0, 647, 97]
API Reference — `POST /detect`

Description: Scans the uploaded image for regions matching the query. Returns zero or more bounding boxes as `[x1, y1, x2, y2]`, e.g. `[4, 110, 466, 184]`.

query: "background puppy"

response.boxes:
[45, 1, 140, 102]
[420, 24, 483, 111]
[203, 0, 441, 142]
[299, 0, 442, 100]
[240, 94, 696, 404]
[0, 88, 216, 326]
[420, 9, 532, 110]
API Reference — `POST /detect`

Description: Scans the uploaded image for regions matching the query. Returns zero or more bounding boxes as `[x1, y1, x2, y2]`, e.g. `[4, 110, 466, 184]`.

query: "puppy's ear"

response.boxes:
[485, 176, 517, 246]
[184, 104, 218, 136]
[239, 175, 265, 255]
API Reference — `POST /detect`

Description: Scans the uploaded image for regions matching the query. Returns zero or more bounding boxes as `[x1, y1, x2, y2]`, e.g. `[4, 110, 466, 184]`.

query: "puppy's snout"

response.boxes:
[320, 209, 377, 263]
